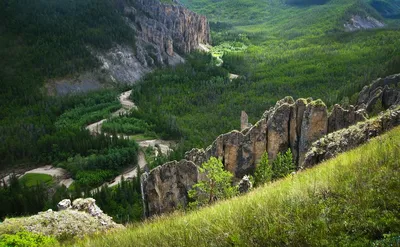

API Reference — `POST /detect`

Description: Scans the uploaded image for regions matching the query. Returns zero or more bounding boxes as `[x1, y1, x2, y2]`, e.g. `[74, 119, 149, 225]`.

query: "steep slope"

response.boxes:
[75, 126, 400, 247]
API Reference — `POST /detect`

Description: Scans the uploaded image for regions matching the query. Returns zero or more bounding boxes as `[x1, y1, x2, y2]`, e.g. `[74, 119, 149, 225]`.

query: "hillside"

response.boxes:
[73, 126, 400, 247]
[125, 0, 400, 150]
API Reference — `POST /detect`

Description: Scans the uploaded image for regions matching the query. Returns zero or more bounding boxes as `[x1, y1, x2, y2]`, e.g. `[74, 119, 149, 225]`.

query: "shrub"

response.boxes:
[0, 231, 59, 247]
[188, 157, 238, 208]
[254, 152, 272, 186]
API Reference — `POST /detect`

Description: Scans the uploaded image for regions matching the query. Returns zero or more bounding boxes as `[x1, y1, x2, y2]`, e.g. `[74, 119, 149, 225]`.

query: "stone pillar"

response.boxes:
[241, 111, 249, 131]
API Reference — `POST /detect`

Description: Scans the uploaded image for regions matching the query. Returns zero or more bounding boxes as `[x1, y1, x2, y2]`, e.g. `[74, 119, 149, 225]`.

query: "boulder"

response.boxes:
[57, 199, 71, 211]
[238, 175, 253, 194]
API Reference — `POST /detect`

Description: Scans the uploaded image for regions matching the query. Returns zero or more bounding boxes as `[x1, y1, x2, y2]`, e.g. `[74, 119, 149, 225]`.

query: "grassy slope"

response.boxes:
[76, 126, 400, 247]
[19, 174, 53, 187]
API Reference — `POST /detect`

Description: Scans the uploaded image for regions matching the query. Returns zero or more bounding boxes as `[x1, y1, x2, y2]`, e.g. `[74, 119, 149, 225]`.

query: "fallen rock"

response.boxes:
[57, 199, 71, 211]
[238, 175, 253, 194]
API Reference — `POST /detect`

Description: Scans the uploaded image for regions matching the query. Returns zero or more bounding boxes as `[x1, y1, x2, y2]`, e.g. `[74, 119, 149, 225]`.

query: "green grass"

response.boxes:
[75, 126, 400, 247]
[19, 174, 53, 187]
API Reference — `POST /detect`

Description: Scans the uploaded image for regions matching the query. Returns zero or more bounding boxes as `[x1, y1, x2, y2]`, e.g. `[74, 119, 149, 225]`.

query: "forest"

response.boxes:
[0, 0, 400, 229]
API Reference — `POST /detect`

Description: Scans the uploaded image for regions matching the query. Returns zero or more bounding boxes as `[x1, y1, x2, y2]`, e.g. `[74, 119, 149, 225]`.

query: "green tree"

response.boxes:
[272, 149, 295, 180]
[254, 152, 273, 187]
[188, 157, 238, 208]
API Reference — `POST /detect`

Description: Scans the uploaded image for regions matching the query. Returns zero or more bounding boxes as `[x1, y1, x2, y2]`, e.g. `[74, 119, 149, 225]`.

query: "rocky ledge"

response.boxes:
[0, 198, 122, 239]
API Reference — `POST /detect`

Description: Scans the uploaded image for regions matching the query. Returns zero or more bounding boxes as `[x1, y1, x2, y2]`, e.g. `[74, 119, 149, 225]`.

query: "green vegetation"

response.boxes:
[102, 115, 156, 137]
[188, 157, 238, 208]
[271, 149, 295, 180]
[128, 0, 400, 150]
[254, 152, 272, 186]
[0, 0, 136, 167]
[75, 126, 400, 247]
[19, 174, 53, 188]
[92, 177, 143, 224]
[0, 231, 58, 247]
[254, 150, 295, 187]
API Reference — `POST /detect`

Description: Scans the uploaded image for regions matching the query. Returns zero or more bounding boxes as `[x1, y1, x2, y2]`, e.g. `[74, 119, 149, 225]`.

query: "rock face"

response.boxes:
[0, 198, 122, 239]
[141, 160, 200, 217]
[298, 100, 329, 165]
[303, 108, 400, 168]
[49, 0, 210, 95]
[328, 104, 367, 133]
[344, 15, 385, 32]
[357, 73, 400, 113]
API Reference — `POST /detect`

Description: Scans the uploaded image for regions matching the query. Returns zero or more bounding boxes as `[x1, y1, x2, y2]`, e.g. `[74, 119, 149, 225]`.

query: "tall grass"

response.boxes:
[75, 126, 400, 247]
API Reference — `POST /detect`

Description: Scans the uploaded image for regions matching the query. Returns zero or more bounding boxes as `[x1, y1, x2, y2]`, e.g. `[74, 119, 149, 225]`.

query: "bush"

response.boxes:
[271, 149, 295, 180]
[0, 231, 58, 247]
[254, 152, 272, 186]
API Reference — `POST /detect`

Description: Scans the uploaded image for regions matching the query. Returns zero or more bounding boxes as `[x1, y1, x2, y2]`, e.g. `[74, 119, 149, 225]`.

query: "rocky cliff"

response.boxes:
[141, 73, 400, 217]
[48, 0, 210, 95]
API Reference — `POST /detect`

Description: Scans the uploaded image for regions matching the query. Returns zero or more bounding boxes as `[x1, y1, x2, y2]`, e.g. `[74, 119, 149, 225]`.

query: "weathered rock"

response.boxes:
[72, 198, 103, 218]
[241, 111, 250, 131]
[267, 103, 291, 162]
[0, 198, 122, 239]
[357, 73, 400, 112]
[133, 0, 210, 64]
[303, 108, 400, 168]
[238, 175, 253, 194]
[57, 199, 71, 211]
[344, 15, 385, 32]
[141, 160, 200, 217]
[142, 74, 400, 218]
[328, 104, 367, 133]
[298, 100, 328, 165]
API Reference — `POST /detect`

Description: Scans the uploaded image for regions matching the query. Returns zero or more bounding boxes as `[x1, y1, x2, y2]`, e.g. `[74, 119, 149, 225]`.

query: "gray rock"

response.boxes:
[328, 104, 367, 133]
[57, 199, 71, 211]
[298, 100, 328, 165]
[238, 175, 253, 194]
[303, 108, 400, 168]
[141, 160, 200, 217]
[357, 73, 400, 113]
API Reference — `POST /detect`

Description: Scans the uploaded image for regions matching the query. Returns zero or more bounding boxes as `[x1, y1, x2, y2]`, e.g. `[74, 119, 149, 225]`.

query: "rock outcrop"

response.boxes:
[357, 73, 400, 112]
[328, 104, 367, 133]
[142, 74, 400, 217]
[303, 108, 400, 168]
[141, 160, 201, 217]
[344, 15, 385, 32]
[0, 198, 122, 239]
